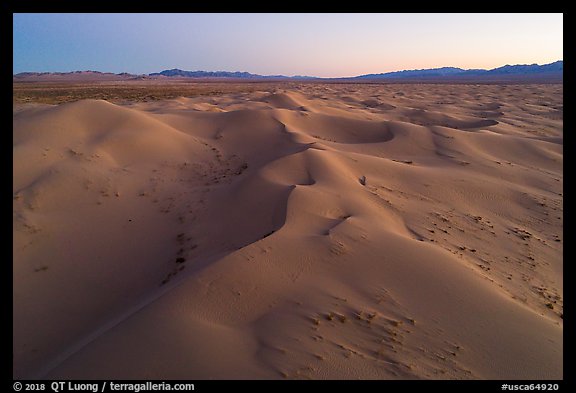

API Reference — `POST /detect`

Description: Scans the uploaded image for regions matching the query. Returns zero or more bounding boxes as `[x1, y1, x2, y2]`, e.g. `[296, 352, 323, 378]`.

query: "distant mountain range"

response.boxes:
[149, 69, 313, 79]
[355, 61, 563, 79]
[12, 70, 146, 82]
[13, 61, 562, 82]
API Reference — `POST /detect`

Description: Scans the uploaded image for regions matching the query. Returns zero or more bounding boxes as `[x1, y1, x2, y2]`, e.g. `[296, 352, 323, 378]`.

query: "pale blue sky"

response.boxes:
[13, 13, 563, 77]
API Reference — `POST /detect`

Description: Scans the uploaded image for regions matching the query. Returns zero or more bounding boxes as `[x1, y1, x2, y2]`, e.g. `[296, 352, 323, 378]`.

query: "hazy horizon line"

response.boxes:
[13, 59, 563, 79]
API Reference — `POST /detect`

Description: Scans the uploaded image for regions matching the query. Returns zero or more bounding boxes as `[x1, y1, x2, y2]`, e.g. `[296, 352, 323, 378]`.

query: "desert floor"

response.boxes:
[13, 82, 563, 379]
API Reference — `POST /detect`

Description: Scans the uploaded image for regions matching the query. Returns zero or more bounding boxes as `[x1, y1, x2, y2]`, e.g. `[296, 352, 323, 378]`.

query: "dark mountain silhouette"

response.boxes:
[356, 66, 469, 79]
[13, 61, 562, 82]
[148, 69, 317, 79]
[485, 60, 563, 75]
[354, 61, 562, 80]
[12, 70, 141, 81]
[150, 69, 262, 78]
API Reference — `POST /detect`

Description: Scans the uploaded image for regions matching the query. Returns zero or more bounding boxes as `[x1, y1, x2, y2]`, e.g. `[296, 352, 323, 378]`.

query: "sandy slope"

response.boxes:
[13, 83, 563, 379]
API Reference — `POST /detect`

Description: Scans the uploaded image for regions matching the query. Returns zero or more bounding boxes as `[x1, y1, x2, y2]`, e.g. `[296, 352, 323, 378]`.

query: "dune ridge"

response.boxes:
[13, 83, 562, 379]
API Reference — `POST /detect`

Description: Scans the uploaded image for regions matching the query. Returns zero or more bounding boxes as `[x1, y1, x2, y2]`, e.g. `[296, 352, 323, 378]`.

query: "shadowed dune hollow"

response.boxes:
[13, 83, 563, 380]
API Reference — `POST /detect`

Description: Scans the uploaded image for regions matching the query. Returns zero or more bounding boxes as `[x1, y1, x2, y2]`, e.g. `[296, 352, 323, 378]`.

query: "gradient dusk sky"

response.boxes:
[13, 13, 563, 77]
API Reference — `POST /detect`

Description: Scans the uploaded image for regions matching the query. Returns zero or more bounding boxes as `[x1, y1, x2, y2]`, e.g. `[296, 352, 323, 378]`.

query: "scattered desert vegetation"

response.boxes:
[13, 81, 277, 104]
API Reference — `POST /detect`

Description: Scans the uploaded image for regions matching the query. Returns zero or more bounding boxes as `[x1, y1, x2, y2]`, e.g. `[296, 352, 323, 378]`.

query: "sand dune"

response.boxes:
[13, 83, 562, 379]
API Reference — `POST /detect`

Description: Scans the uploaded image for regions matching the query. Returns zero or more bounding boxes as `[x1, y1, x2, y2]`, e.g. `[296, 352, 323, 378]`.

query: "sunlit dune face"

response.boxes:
[13, 81, 562, 379]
